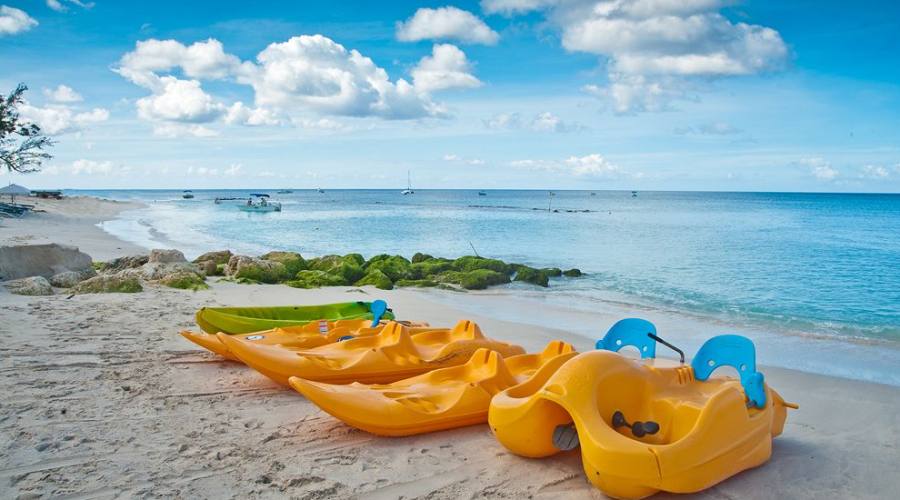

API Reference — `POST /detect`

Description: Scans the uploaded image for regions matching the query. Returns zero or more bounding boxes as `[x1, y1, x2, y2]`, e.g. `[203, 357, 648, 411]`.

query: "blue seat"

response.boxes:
[691, 335, 767, 408]
[596, 318, 657, 359]
[370, 300, 389, 327]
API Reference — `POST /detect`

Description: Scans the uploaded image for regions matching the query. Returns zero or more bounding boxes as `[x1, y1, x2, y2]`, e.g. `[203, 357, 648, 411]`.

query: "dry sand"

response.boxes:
[0, 196, 145, 261]
[1, 196, 899, 499]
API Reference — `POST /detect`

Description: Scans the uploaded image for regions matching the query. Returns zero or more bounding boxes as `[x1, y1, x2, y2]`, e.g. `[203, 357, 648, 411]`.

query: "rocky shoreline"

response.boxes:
[1, 243, 583, 296]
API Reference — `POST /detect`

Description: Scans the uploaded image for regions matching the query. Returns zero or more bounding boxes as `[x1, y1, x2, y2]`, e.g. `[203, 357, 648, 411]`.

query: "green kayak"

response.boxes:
[195, 300, 392, 334]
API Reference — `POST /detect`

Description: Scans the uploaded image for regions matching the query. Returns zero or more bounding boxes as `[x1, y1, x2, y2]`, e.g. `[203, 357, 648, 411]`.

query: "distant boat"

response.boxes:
[277, 189, 293, 194]
[401, 170, 414, 195]
[632, 191, 638, 198]
[317, 188, 325, 194]
[239, 194, 281, 212]
[182, 190, 194, 199]
[591, 192, 597, 196]
[478, 191, 487, 196]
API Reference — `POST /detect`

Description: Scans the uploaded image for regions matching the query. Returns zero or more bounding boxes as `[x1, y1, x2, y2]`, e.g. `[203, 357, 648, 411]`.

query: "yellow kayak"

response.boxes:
[290, 340, 577, 436]
[180, 319, 431, 362]
[218, 320, 525, 386]
[489, 335, 796, 499]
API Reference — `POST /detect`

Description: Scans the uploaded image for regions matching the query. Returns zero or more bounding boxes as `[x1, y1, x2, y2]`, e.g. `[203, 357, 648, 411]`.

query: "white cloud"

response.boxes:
[443, 154, 460, 161]
[491, 0, 788, 113]
[19, 103, 109, 135]
[0, 5, 37, 35]
[675, 121, 742, 135]
[116, 34, 475, 129]
[43, 84, 83, 103]
[798, 157, 839, 181]
[46, 0, 93, 12]
[860, 165, 889, 179]
[481, 0, 554, 15]
[444, 153, 486, 165]
[224, 163, 242, 176]
[248, 35, 445, 120]
[484, 111, 583, 132]
[136, 76, 224, 123]
[397, 6, 499, 45]
[152, 123, 219, 138]
[511, 153, 625, 179]
[71, 159, 114, 175]
[411, 44, 482, 92]
[117, 38, 245, 89]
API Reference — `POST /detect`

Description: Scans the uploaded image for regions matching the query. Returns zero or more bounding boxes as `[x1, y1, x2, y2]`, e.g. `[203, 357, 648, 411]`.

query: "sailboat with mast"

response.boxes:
[401, 170, 414, 195]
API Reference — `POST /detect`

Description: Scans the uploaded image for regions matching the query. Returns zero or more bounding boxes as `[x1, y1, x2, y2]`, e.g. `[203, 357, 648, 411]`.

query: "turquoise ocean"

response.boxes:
[79, 189, 900, 383]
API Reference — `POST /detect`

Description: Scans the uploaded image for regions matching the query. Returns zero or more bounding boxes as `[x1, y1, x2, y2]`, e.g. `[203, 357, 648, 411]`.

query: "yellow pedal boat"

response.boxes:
[218, 320, 525, 386]
[489, 335, 796, 499]
[180, 319, 432, 362]
[290, 340, 577, 436]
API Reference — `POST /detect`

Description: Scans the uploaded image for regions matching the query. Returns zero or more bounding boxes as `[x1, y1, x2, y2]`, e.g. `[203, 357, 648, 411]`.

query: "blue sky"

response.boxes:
[1, 0, 898, 191]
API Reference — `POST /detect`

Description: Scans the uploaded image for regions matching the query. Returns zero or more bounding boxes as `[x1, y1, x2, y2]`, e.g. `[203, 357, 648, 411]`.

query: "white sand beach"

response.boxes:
[1, 196, 898, 499]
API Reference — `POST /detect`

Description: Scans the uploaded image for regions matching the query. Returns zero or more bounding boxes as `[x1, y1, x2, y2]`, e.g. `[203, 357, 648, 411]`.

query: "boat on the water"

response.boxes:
[317, 188, 325, 193]
[182, 190, 194, 199]
[401, 170, 414, 195]
[632, 190, 638, 198]
[239, 194, 281, 212]
[277, 189, 293, 194]
[478, 191, 487, 196]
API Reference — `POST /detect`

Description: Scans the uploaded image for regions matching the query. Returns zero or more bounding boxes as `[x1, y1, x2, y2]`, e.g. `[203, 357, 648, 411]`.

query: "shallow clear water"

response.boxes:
[82, 189, 900, 345]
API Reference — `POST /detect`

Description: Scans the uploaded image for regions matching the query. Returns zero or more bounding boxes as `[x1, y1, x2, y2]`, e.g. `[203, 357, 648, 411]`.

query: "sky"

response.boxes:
[1, 0, 899, 192]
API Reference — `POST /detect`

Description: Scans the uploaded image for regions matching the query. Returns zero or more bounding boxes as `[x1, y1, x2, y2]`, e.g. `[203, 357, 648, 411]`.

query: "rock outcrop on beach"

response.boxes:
[85, 248, 582, 293]
[0, 243, 93, 281]
[72, 274, 143, 294]
[49, 269, 97, 288]
[4, 276, 54, 295]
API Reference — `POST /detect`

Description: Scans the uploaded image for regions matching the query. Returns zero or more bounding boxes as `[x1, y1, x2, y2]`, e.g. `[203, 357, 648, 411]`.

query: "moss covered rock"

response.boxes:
[5, 276, 54, 296]
[307, 254, 364, 283]
[260, 251, 307, 275]
[364, 255, 412, 281]
[563, 268, 583, 277]
[453, 256, 511, 274]
[286, 270, 347, 288]
[395, 278, 439, 288]
[193, 250, 233, 266]
[411, 252, 434, 263]
[343, 253, 365, 267]
[514, 266, 550, 287]
[73, 274, 143, 294]
[438, 269, 510, 290]
[541, 267, 563, 277]
[410, 258, 454, 279]
[227, 255, 288, 284]
[354, 269, 394, 290]
[161, 271, 208, 290]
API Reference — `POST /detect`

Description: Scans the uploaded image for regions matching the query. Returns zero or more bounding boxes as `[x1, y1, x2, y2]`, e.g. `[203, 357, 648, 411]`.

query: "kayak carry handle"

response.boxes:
[647, 333, 685, 363]
[370, 300, 388, 327]
[691, 334, 767, 409]
[595, 318, 657, 359]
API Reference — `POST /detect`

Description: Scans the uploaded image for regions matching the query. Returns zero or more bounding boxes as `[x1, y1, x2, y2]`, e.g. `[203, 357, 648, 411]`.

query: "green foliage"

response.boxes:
[563, 268, 583, 277]
[354, 269, 394, 290]
[1, 84, 55, 173]
[286, 270, 347, 288]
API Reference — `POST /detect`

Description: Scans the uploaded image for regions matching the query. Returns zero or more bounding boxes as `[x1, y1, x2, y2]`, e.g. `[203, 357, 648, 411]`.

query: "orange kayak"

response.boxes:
[218, 320, 525, 386]
[289, 340, 576, 436]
